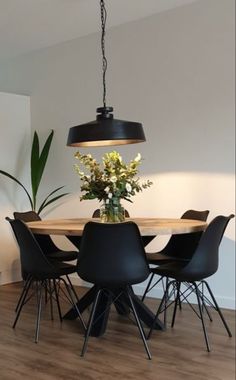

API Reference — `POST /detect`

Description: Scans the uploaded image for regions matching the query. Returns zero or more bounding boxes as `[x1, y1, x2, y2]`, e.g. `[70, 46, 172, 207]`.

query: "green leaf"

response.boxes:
[37, 192, 69, 215]
[0, 170, 33, 209]
[1, 130, 69, 215]
[31, 131, 40, 209]
[37, 186, 66, 214]
[31, 130, 54, 210]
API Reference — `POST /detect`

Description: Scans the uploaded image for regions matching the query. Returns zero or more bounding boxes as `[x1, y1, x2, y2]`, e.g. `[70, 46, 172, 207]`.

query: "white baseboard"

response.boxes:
[132, 283, 236, 310]
[1, 271, 234, 310]
[0, 268, 22, 285]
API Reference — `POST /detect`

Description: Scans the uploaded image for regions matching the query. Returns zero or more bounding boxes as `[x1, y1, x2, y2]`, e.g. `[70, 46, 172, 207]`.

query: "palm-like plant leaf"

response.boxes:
[37, 186, 68, 215]
[0, 170, 33, 209]
[1, 129, 69, 214]
[37, 192, 69, 215]
[31, 131, 40, 209]
[31, 130, 54, 210]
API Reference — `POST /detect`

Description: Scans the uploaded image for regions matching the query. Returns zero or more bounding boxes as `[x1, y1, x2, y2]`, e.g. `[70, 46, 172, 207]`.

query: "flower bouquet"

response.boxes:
[74, 151, 152, 222]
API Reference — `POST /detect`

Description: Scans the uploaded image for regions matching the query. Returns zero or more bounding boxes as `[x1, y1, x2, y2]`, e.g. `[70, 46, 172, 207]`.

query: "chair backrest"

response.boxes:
[92, 208, 130, 218]
[14, 211, 41, 222]
[162, 209, 210, 260]
[180, 214, 234, 279]
[181, 209, 209, 221]
[6, 218, 55, 277]
[77, 221, 149, 287]
[13, 211, 59, 254]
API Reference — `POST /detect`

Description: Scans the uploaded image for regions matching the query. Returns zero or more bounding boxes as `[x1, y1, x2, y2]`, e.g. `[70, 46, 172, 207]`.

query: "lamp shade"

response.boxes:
[66, 1, 146, 148]
[67, 108, 146, 147]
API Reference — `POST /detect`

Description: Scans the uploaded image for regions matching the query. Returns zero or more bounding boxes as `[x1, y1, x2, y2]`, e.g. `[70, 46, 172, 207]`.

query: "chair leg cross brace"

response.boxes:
[148, 279, 232, 352]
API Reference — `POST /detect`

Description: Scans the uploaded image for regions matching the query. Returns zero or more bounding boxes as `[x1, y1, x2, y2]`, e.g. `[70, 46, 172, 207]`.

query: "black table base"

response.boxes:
[63, 284, 164, 336]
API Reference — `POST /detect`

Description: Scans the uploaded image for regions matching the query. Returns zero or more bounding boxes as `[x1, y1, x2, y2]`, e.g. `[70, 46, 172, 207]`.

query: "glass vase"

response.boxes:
[100, 198, 125, 223]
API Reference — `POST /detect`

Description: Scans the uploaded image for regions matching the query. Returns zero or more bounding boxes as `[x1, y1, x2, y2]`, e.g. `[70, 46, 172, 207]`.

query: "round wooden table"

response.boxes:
[27, 217, 207, 336]
[27, 217, 207, 236]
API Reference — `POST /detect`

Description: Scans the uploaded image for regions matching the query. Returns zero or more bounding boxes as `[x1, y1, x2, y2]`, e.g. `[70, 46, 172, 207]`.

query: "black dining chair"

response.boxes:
[14, 211, 80, 305]
[6, 217, 86, 343]
[14, 211, 78, 262]
[77, 221, 151, 359]
[142, 209, 209, 302]
[148, 214, 234, 352]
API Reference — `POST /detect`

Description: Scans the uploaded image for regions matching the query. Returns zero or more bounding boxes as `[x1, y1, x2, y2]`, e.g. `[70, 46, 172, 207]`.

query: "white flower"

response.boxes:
[134, 153, 141, 162]
[110, 176, 117, 183]
[104, 186, 110, 193]
[108, 193, 113, 199]
[125, 183, 132, 192]
[106, 199, 110, 204]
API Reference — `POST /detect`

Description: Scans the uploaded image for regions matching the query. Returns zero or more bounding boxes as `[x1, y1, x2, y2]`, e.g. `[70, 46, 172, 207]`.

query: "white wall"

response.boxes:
[0, 0, 235, 307]
[0, 92, 31, 284]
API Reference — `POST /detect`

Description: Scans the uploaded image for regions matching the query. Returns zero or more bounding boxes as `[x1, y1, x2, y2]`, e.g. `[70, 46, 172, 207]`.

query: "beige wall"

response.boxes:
[0, 0, 235, 306]
[0, 92, 31, 283]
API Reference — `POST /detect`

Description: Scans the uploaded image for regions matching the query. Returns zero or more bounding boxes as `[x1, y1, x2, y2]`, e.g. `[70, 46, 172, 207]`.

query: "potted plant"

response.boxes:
[0, 130, 68, 215]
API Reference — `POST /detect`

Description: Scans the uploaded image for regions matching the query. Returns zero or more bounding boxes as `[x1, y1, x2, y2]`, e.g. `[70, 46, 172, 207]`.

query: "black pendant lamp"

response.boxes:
[67, 0, 145, 147]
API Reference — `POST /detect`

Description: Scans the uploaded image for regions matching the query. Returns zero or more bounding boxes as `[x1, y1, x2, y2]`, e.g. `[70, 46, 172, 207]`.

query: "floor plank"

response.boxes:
[0, 282, 235, 380]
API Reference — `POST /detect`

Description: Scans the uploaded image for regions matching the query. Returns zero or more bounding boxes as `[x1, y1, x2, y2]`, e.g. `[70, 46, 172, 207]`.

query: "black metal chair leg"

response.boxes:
[187, 282, 213, 322]
[141, 273, 155, 302]
[48, 279, 54, 320]
[148, 279, 174, 339]
[35, 281, 43, 343]
[81, 289, 102, 357]
[53, 279, 62, 322]
[66, 275, 80, 303]
[44, 280, 48, 305]
[163, 277, 169, 327]
[193, 282, 211, 352]
[13, 277, 33, 328]
[203, 280, 232, 337]
[62, 279, 86, 332]
[15, 276, 31, 313]
[201, 285, 213, 322]
[171, 281, 180, 328]
[127, 287, 152, 360]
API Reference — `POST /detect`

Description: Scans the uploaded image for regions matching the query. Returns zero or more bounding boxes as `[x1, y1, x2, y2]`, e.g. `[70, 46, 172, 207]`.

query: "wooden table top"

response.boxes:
[27, 217, 207, 236]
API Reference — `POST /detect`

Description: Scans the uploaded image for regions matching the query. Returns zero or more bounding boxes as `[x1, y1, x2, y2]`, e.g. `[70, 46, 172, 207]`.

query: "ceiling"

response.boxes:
[0, 0, 197, 62]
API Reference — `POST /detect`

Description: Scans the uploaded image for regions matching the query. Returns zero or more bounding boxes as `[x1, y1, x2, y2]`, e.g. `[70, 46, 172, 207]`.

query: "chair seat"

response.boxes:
[34, 262, 77, 280]
[48, 250, 78, 261]
[146, 252, 189, 265]
[152, 262, 209, 282]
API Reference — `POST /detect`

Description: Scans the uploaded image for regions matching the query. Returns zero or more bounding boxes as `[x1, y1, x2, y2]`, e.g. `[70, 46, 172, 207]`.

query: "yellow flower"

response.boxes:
[74, 150, 152, 202]
[110, 176, 117, 183]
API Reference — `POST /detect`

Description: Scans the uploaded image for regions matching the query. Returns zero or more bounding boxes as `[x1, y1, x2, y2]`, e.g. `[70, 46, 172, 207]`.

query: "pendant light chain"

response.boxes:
[67, 0, 146, 147]
[100, 0, 107, 108]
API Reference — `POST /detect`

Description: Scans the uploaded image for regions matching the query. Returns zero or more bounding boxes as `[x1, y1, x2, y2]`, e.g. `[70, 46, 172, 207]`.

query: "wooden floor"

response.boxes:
[0, 282, 235, 380]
